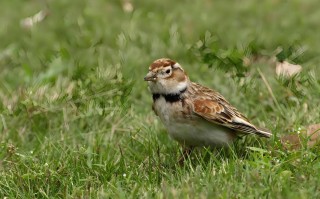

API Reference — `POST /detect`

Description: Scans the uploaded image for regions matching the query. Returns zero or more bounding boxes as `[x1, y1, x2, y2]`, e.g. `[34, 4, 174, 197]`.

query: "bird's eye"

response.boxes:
[165, 69, 171, 74]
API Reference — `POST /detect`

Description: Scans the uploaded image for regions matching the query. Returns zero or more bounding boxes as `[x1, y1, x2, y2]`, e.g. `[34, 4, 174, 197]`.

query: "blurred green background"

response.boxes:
[0, 0, 319, 198]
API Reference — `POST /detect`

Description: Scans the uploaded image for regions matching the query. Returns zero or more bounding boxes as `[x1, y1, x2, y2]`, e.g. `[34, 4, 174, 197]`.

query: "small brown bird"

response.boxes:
[144, 58, 271, 159]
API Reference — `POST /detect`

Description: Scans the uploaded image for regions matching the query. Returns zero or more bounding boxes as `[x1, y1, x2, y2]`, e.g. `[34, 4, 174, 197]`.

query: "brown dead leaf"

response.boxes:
[276, 61, 302, 77]
[122, 0, 133, 13]
[281, 134, 302, 150]
[307, 124, 320, 147]
[281, 124, 320, 150]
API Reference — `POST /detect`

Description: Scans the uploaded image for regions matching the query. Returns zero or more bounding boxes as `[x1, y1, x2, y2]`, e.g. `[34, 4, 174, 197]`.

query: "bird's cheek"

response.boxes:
[148, 81, 159, 91]
[163, 79, 174, 87]
[148, 81, 157, 87]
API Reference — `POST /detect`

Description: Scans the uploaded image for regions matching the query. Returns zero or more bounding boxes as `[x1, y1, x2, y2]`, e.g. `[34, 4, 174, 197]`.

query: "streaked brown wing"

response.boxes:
[192, 93, 260, 135]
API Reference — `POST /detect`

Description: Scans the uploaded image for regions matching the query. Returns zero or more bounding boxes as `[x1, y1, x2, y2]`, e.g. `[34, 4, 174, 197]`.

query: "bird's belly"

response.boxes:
[166, 121, 235, 147]
[154, 97, 235, 147]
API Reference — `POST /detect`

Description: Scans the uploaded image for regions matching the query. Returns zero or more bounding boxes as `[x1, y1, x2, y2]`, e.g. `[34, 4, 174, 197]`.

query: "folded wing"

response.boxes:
[192, 97, 271, 138]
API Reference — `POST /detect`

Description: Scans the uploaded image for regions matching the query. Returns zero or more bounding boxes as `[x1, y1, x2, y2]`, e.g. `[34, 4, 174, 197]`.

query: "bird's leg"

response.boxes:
[178, 147, 194, 166]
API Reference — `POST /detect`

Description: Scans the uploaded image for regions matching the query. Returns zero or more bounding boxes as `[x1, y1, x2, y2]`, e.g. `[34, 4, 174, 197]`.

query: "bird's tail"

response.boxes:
[256, 128, 272, 138]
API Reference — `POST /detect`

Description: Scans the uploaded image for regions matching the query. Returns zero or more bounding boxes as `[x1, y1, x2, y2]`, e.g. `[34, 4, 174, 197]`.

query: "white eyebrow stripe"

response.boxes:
[172, 63, 180, 68]
[172, 63, 183, 71]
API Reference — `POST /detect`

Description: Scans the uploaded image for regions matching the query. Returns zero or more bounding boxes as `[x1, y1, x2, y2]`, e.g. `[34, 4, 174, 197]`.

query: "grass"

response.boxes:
[0, 0, 320, 198]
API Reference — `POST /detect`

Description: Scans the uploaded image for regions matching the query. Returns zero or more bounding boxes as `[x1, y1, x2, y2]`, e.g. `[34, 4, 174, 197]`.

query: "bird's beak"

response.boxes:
[144, 72, 157, 81]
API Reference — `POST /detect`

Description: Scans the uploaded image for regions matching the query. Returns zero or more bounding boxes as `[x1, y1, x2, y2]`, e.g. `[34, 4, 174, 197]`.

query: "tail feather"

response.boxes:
[232, 117, 272, 138]
[256, 128, 272, 138]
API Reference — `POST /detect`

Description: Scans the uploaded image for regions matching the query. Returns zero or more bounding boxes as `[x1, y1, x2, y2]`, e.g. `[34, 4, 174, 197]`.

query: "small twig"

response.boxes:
[118, 144, 127, 168]
[118, 144, 124, 157]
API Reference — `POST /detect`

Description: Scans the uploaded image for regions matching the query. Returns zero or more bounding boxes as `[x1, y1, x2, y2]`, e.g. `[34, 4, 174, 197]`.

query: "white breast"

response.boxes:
[153, 96, 235, 147]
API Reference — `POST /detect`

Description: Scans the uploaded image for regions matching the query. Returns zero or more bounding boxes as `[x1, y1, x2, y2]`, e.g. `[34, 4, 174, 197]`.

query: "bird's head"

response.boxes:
[144, 58, 188, 94]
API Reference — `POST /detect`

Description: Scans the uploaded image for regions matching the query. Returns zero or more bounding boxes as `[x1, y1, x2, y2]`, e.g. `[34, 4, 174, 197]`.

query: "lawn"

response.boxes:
[0, 0, 320, 198]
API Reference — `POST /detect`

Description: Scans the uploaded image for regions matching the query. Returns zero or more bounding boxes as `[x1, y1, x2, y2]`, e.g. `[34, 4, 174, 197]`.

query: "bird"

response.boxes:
[144, 58, 272, 161]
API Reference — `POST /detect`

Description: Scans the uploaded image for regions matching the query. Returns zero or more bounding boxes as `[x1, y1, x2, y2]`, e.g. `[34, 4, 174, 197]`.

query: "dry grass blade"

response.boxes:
[257, 68, 285, 118]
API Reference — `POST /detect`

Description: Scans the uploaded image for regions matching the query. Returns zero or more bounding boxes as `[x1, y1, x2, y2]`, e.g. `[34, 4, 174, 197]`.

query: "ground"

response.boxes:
[0, 0, 320, 198]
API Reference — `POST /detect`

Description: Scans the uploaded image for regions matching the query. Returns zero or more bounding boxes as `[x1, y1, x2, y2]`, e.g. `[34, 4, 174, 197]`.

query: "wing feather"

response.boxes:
[190, 83, 271, 137]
